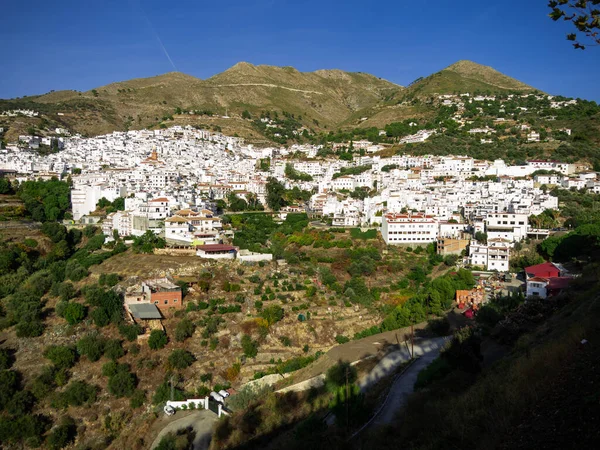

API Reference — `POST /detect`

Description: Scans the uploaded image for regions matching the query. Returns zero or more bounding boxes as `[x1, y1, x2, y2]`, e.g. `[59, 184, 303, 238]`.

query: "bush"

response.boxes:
[46, 416, 76, 450]
[107, 369, 137, 398]
[103, 339, 124, 360]
[130, 389, 146, 408]
[148, 330, 168, 350]
[241, 334, 259, 358]
[168, 349, 195, 369]
[44, 345, 76, 369]
[175, 318, 195, 342]
[77, 334, 105, 362]
[0, 349, 15, 370]
[119, 323, 143, 342]
[260, 305, 284, 325]
[153, 380, 185, 405]
[335, 335, 350, 344]
[279, 336, 292, 347]
[56, 380, 97, 407]
[414, 356, 453, 389]
[200, 373, 213, 383]
[62, 302, 86, 325]
[15, 320, 44, 338]
[98, 273, 120, 287]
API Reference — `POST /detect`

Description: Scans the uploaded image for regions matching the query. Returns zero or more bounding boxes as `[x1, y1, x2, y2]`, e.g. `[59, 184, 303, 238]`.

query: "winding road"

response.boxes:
[367, 336, 448, 426]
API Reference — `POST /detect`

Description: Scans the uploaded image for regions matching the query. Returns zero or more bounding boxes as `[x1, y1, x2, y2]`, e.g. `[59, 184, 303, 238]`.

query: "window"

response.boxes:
[164, 300, 168, 305]
[173, 299, 178, 303]
[154, 301, 158, 305]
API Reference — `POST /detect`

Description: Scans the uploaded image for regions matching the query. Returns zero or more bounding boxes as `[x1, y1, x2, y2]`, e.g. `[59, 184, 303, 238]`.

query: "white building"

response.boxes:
[485, 212, 529, 242]
[382, 213, 438, 245]
[469, 238, 510, 272]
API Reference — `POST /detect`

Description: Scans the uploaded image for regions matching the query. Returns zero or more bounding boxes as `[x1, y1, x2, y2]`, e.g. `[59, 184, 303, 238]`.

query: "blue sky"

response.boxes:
[2, 0, 599, 101]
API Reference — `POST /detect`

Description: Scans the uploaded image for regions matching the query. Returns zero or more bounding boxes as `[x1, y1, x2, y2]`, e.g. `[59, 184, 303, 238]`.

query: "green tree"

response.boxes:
[43, 346, 76, 369]
[148, 330, 168, 350]
[168, 349, 195, 369]
[119, 323, 143, 342]
[62, 302, 86, 325]
[46, 416, 76, 450]
[549, 0, 600, 49]
[175, 318, 195, 342]
[260, 305, 284, 325]
[103, 339, 124, 360]
[107, 367, 137, 397]
[474, 231, 488, 244]
[266, 177, 287, 211]
[241, 335, 259, 358]
[77, 334, 105, 362]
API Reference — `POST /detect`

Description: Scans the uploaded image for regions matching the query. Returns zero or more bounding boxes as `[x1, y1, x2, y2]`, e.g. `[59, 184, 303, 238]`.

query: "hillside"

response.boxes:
[0, 60, 549, 142]
[0, 63, 403, 140]
[404, 59, 537, 99]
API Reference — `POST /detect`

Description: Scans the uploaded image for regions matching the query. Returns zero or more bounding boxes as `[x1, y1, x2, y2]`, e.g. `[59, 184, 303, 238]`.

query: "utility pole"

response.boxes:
[170, 374, 175, 401]
[411, 324, 414, 359]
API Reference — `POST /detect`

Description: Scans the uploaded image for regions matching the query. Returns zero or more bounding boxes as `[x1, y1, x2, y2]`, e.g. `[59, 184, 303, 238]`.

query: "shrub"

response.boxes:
[279, 336, 292, 347]
[44, 345, 76, 369]
[148, 330, 168, 350]
[119, 323, 143, 342]
[168, 349, 195, 369]
[103, 339, 124, 360]
[77, 334, 105, 362]
[175, 318, 195, 342]
[335, 335, 350, 344]
[241, 335, 258, 358]
[62, 302, 86, 325]
[58, 380, 97, 407]
[98, 273, 120, 287]
[414, 356, 453, 389]
[200, 373, 213, 383]
[46, 416, 76, 450]
[130, 389, 146, 408]
[107, 369, 137, 398]
[0, 349, 15, 370]
[153, 380, 185, 405]
[260, 305, 284, 325]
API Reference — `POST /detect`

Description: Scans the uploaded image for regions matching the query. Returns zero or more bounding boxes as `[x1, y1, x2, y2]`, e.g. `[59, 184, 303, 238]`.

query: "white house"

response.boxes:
[382, 213, 438, 245]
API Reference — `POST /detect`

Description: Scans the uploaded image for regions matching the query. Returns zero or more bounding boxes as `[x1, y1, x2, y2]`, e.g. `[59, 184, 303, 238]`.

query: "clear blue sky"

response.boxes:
[2, 0, 599, 101]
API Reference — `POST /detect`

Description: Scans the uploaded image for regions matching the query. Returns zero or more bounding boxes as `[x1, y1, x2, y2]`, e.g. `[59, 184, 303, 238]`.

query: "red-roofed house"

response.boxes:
[525, 262, 560, 279]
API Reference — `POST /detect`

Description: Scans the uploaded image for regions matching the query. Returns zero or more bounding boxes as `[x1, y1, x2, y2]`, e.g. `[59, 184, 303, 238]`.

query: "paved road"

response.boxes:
[368, 337, 448, 426]
[150, 410, 217, 450]
[358, 336, 447, 392]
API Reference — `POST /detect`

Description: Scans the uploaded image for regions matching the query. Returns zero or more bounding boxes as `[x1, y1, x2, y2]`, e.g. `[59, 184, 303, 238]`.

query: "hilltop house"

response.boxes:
[124, 278, 183, 314]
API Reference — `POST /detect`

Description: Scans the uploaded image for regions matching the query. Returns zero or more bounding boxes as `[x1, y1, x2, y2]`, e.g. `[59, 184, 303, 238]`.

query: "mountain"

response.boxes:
[0, 60, 540, 142]
[404, 60, 537, 98]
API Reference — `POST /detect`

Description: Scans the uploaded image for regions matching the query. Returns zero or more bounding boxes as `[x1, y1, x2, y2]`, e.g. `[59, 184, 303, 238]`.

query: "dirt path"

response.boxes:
[207, 83, 324, 95]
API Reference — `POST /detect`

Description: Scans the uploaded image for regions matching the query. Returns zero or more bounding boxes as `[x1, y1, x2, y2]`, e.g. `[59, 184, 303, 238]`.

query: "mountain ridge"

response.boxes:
[0, 60, 541, 141]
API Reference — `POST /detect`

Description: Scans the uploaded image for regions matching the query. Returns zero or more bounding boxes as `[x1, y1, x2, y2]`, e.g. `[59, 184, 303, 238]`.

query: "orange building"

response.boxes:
[143, 278, 183, 312]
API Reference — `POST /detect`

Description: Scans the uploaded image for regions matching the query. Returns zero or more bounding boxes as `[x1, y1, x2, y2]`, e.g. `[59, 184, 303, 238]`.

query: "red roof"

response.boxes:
[196, 244, 236, 252]
[149, 197, 168, 202]
[525, 262, 560, 279]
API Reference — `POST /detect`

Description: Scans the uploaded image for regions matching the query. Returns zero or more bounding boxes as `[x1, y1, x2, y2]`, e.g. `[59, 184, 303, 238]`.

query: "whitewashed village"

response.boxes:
[1, 93, 596, 306]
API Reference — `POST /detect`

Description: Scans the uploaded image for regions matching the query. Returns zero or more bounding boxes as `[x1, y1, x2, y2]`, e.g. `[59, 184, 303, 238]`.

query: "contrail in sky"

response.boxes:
[133, 1, 178, 71]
